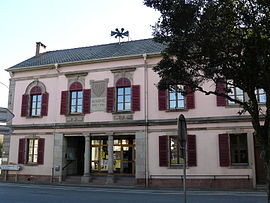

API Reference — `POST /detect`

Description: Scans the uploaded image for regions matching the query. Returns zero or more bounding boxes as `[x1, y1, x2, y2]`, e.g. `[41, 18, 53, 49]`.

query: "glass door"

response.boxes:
[113, 136, 135, 175]
[91, 137, 108, 173]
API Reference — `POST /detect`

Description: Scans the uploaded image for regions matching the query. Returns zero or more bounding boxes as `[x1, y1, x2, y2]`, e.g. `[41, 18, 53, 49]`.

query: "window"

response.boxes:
[255, 89, 266, 103]
[227, 80, 244, 104]
[117, 87, 131, 111]
[158, 85, 195, 111]
[27, 139, 38, 163]
[159, 135, 196, 167]
[70, 90, 83, 113]
[106, 77, 140, 113]
[18, 138, 45, 165]
[60, 82, 91, 115]
[169, 85, 185, 109]
[230, 134, 248, 165]
[21, 84, 49, 117]
[169, 136, 184, 165]
[219, 133, 248, 167]
[31, 95, 42, 116]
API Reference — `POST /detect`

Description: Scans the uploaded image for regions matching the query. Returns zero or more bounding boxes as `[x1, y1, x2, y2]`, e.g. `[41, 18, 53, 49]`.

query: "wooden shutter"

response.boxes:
[187, 134, 197, 166]
[158, 89, 167, 111]
[132, 85, 140, 111]
[41, 92, 49, 116]
[18, 138, 25, 164]
[216, 79, 226, 106]
[107, 87, 115, 113]
[37, 138, 45, 165]
[186, 86, 195, 109]
[219, 134, 230, 167]
[159, 136, 168, 167]
[83, 89, 91, 114]
[21, 94, 29, 117]
[60, 91, 69, 115]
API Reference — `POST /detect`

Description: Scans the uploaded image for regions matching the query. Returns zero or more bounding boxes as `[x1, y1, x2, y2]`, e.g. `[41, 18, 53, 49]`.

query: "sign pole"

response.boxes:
[178, 114, 187, 203]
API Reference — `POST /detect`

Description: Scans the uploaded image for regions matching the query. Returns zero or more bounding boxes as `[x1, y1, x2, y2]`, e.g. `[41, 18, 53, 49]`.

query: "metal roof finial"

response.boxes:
[111, 28, 129, 43]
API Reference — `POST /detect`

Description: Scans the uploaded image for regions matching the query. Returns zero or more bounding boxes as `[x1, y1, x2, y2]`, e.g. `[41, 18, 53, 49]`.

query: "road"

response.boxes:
[0, 182, 266, 203]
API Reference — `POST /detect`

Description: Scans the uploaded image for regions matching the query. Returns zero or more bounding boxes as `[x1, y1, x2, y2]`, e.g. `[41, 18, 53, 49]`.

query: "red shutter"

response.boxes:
[186, 86, 195, 109]
[83, 89, 91, 114]
[37, 138, 45, 165]
[60, 91, 69, 115]
[132, 85, 140, 111]
[116, 78, 131, 87]
[159, 136, 168, 167]
[187, 134, 197, 166]
[41, 92, 49, 116]
[70, 82, 83, 91]
[18, 138, 25, 164]
[216, 79, 226, 106]
[21, 94, 29, 117]
[158, 89, 167, 111]
[107, 87, 115, 113]
[219, 134, 230, 167]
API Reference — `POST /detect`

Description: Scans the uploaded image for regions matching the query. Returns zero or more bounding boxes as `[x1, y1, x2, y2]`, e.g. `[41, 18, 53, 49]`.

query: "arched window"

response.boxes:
[30, 86, 42, 116]
[116, 78, 131, 111]
[69, 82, 83, 113]
[60, 82, 91, 115]
[21, 82, 49, 117]
[106, 78, 140, 113]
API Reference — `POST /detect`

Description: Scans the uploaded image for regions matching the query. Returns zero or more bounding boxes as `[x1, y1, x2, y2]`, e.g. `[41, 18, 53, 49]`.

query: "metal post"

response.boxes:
[178, 114, 187, 203]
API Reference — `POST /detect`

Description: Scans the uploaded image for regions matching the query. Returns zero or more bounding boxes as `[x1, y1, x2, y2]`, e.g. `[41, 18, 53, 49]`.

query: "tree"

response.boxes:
[144, 0, 270, 200]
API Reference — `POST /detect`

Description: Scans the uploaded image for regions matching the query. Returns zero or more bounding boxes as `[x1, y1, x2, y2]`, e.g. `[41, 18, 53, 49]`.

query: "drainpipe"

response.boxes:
[143, 53, 149, 187]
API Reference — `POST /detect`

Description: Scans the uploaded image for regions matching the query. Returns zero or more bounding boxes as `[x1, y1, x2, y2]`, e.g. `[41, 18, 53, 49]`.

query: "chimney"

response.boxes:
[35, 42, 46, 56]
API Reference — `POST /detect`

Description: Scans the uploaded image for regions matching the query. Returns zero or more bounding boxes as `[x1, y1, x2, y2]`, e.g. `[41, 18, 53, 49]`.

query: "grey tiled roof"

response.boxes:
[9, 39, 165, 69]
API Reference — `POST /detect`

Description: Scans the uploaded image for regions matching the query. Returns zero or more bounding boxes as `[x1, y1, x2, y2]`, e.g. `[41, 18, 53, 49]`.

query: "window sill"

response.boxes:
[24, 163, 38, 166]
[112, 111, 134, 115]
[229, 164, 250, 169]
[168, 165, 187, 169]
[26, 115, 42, 119]
[165, 109, 188, 112]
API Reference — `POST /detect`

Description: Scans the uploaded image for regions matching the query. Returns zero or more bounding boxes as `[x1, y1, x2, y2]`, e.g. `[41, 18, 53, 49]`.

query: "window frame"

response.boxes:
[117, 86, 131, 112]
[30, 94, 42, 116]
[70, 90, 83, 114]
[229, 133, 249, 166]
[27, 138, 39, 164]
[227, 80, 244, 105]
[168, 85, 185, 109]
[169, 136, 184, 166]
[255, 89, 266, 103]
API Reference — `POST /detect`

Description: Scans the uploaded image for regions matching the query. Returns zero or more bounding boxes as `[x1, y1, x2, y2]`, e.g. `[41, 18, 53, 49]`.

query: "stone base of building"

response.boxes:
[147, 178, 253, 189]
[0, 174, 253, 190]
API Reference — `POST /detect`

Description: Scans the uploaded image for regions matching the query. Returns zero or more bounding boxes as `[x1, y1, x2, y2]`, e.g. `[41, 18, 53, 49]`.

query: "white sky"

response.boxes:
[0, 0, 160, 108]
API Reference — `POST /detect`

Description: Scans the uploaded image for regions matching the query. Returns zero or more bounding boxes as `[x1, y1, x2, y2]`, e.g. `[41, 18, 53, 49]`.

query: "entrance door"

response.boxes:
[254, 139, 267, 184]
[113, 136, 135, 175]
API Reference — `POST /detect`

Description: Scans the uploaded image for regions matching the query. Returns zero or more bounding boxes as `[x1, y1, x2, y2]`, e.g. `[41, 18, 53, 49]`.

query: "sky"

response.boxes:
[0, 0, 160, 108]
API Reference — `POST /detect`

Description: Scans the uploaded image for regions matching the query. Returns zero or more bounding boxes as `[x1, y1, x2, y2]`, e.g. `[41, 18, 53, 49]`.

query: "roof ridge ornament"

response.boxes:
[111, 28, 129, 44]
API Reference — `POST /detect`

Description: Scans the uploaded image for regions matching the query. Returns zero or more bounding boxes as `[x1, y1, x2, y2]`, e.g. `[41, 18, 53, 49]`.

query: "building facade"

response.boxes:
[2, 39, 266, 188]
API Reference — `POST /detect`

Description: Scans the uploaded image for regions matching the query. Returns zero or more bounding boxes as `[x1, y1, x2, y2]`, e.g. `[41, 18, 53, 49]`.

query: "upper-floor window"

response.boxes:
[227, 80, 244, 105]
[255, 89, 266, 103]
[60, 81, 91, 115]
[21, 83, 49, 117]
[168, 85, 185, 109]
[117, 87, 131, 111]
[70, 90, 83, 113]
[30, 86, 42, 116]
[106, 77, 140, 113]
[158, 85, 195, 111]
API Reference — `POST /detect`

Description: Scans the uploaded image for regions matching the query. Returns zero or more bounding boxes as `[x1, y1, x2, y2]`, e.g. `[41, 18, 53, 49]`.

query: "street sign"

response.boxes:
[0, 107, 14, 123]
[0, 164, 21, 171]
[0, 125, 13, 135]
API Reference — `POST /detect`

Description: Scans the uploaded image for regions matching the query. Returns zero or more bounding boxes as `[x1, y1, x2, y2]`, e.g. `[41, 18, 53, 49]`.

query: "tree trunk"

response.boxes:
[267, 162, 270, 203]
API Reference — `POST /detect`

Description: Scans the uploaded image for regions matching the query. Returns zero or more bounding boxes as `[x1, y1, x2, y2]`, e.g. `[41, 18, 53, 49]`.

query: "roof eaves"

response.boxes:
[6, 52, 162, 73]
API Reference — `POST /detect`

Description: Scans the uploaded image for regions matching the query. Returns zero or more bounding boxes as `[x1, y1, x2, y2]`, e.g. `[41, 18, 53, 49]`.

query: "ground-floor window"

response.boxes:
[170, 136, 184, 166]
[230, 133, 248, 165]
[90, 135, 135, 175]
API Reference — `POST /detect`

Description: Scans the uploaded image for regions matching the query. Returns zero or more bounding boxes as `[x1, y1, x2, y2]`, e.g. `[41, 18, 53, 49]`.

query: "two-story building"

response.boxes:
[2, 39, 266, 189]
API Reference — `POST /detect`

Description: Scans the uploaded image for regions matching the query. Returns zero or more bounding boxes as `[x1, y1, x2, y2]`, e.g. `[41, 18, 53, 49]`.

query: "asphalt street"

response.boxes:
[0, 182, 267, 203]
